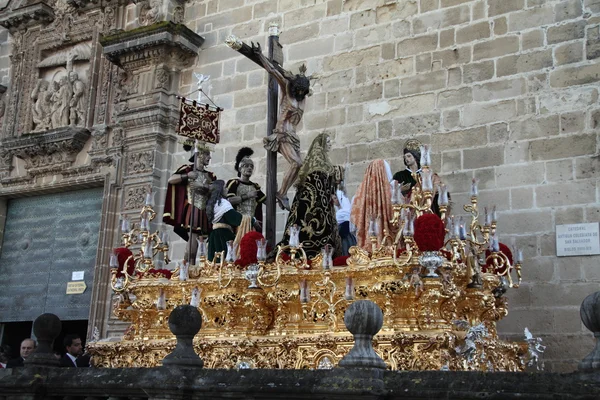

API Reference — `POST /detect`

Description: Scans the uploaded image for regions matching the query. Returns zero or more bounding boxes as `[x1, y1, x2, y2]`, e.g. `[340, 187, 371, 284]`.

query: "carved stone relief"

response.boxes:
[139, 0, 162, 26]
[154, 66, 169, 90]
[124, 184, 150, 210]
[127, 150, 154, 175]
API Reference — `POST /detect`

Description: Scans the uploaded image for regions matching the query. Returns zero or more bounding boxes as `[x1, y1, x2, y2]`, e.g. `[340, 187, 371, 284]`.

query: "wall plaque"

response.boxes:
[556, 223, 600, 257]
[66, 281, 87, 295]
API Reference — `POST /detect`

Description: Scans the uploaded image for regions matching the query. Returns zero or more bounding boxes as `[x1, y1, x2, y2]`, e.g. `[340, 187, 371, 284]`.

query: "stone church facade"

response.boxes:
[0, 0, 598, 372]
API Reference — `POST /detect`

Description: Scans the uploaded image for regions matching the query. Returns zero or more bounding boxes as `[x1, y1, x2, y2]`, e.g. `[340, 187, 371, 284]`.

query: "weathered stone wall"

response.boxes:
[164, 0, 600, 371]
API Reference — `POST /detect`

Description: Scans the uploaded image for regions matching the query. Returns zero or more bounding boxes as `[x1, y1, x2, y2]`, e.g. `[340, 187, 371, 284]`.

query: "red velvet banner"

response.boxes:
[177, 99, 220, 144]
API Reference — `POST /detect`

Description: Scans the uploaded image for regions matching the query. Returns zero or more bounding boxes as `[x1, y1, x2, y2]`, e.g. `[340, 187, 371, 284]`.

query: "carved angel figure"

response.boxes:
[51, 76, 72, 129]
[31, 79, 52, 131]
[524, 327, 546, 370]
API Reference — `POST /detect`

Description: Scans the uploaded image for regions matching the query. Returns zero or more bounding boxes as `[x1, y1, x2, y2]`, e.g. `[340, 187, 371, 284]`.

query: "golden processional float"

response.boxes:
[87, 142, 539, 371]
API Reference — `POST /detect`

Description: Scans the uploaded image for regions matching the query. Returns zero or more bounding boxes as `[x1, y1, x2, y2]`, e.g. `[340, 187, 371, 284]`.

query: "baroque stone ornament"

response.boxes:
[127, 150, 154, 175]
[0, 127, 90, 176]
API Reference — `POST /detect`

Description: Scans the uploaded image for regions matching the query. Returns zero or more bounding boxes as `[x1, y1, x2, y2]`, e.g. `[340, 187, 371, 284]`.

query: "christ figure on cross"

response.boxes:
[252, 42, 311, 211]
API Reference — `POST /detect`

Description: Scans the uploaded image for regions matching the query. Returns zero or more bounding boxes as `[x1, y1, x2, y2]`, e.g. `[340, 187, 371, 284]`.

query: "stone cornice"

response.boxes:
[100, 21, 204, 69]
[0, 2, 55, 33]
[1, 126, 91, 175]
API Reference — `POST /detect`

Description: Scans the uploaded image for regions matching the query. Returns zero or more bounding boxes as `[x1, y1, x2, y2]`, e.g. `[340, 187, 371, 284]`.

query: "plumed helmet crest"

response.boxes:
[235, 147, 254, 176]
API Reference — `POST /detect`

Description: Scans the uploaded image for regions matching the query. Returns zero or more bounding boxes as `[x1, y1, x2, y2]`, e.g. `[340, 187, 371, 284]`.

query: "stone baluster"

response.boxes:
[25, 313, 61, 367]
[580, 291, 600, 371]
[162, 305, 203, 368]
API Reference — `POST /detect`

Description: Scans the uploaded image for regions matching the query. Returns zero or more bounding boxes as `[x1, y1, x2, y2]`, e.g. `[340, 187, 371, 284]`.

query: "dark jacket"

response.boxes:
[59, 354, 76, 367]
[6, 357, 24, 368]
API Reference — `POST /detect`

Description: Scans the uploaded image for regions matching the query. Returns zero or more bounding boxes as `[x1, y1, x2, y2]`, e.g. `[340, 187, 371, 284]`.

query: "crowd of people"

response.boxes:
[0, 335, 90, 369]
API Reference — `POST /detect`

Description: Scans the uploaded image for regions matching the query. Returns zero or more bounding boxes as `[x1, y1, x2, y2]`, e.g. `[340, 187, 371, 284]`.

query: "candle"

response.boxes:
[300, 279, 310, 303]
[459, 217, 466, 240]
[491, 233, 500, 252]
[120, 216, 130, 233]
[440, 185, 449, 205]
[404, 215, 414, 236]
[143, 241, 153, 259]
[516, 248, 523, 263]
[144, 191, 154, 206]
[391, 181, 398, 205]
[422, 170, 433, 192]
[491, 206, 498, 224]
[179, 261, 189, 281]
[484, 207, 492, 226]
[345, 277, 354, 300]
[157, 289, 166, 310]
[109, 252, 119, 269]
[289, 225, 300, 248]
[190, 286, 200, 307]
[470, 178, 478, 198]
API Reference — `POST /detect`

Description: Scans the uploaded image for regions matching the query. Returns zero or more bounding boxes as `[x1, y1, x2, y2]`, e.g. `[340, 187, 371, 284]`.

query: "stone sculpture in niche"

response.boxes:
[30, 50, 87, 131]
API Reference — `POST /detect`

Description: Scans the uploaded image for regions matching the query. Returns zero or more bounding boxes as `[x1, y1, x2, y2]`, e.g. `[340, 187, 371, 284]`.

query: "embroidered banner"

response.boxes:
[177, 99, 220, 144]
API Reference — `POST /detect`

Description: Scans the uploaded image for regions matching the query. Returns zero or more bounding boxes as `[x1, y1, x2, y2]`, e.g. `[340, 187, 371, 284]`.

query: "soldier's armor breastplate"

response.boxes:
[236, 183, 257, 217]
[187, 171, 211, 210]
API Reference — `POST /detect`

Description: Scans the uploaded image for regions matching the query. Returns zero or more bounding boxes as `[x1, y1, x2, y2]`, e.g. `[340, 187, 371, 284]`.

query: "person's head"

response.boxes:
[288, 69, 310, 102]
[190, 148, 211, 169]
[59, 76, 68, 86]
[68, 71, 78, 83]
[296, 132, 334, 188]
[235, 147, 254, 178]
[0, 344, 12, 364]
[20, 339, 36, 359]
[403, 148, 420, 169]
[207, 180, 227, 223]
[39, 80, 49, 91]
[63, 334, 83, 357]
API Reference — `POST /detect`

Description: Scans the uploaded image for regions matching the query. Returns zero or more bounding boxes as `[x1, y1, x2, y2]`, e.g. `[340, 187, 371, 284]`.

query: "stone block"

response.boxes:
[501, 210, 554, 235]
[497, 163, 544, 188]
[376, 1, 418, 22]
[547, 20, 586, 44]
[386, 93, 437, 118]
[546, 159, 574, 183]
[280, 22, 320, 45]
[235, 104, 266, 125]
[397, 34, 438, 57]
[559, 111, 585, 133]
[324, 47, 379, 72]
[438, 170, 472, 192]
[377, 119, 393, 139]
[463, 60, 494, 83]
[413, 5, 470, 34]
[367, 58, 413, 81]
[531, 283, 600, 308]
[591, 108, 600, 130]
[441, 150, 461, 173]
[473, 1, 486, 20]
[416, 53, 433, 72]
[473, 77, 526, 101]
[321, 15, 350, 35]
[504, 142, 529, 164]
[400, 70, 447, 95]
[473, 167, 497, 190]
[288, 37, 335, 61]
[493, 16, 508, 35]
[394, 113, 441, 135]
[497, 309, 553, 335]
[366, 138, 406, 159]
[432, 46, 472, 68]
[440, 0, 471, 6]
[463, 99, 517, 126]
[284, 3, 327, 28]
[253, 1, 277, 18]
[420, 0, 439, 13]
[473, 36, 519, 61]
[509, 115, 560, 140]
[511, 187, 534, 209]
[554, 206, 584, 225]
[347, 105, 364, 124]
[530, 134, 597, 161]
[463, 146, 504, 169]
[522, 29, 544, 50]
[489, 122, 509, 143]
[381, 42, 395, 60]
[448, 67, 462, 86]
[497, 50, 554, 77]
[431, 126, 487, 150]
[555, 41, 584, 66]
[327, 0, 343, 16]
[555, 0, 583, 22]
[343, 0, 386, 12]
[304, 108, 346, 130]
[318, 69, 354, 91]
[439, 28, 455, 48]
[392, 20, 412, 38]
[508, 6, 555, 32]
[442, 109, 461, 129]
[456, 21, 491, 44]
[350, 9, 377, 29]
[438, 87, 473, 108]
[536, 181, 596, 207]
[575, 155, 599, 179]
[585, 0, 600, 12]
[539, 87, 599, 113]
[383, 79, 400, 98]
[488, 0, 525, 17]
[328, 83, 383, 107]
[586, 25, 600, 60]
[342, 123, 377, 144]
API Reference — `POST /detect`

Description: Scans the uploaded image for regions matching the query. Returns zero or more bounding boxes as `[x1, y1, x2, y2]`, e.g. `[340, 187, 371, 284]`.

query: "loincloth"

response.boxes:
[263, 129, 301, 153]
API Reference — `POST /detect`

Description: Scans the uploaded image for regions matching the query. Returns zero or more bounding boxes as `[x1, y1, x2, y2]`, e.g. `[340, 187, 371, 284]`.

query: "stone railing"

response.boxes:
[1, 297, 600, 400]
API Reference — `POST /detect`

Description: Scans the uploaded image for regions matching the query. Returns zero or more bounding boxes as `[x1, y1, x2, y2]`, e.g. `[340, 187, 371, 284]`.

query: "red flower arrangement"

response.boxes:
[483, 243, 513, 274]
[413, 214, 445, 252]
[237, 230, 265, 267]
[146, 269, 173, 279]
[114, 247, 135, 278]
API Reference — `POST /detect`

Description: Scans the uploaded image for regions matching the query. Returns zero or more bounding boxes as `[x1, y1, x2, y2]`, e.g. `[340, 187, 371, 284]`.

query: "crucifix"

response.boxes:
[226, 23, 311, 246]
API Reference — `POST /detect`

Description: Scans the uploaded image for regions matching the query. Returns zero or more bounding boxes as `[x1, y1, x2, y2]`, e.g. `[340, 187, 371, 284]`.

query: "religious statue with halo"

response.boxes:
[252, 42, 311, 211]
